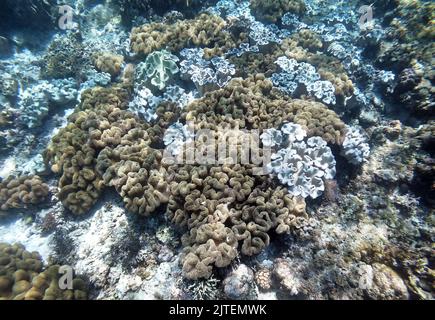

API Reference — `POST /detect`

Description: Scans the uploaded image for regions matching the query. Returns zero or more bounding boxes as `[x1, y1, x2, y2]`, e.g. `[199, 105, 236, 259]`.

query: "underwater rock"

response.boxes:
[273, 258, 302, 296]
[365, 263, 409, 300]
[223, 264, 256, 300]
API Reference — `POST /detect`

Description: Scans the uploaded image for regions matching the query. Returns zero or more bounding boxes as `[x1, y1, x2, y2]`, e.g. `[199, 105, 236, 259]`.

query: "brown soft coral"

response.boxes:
[230, 187, 307, 255]
[183, 74, 346, 144]
[45, 85, 167, 215]
[93, 52, 124, 77]
[0, 243, 88, 300]
[180, 216, 239, 279]
[46, 84, 172, 216]
[130, 13, 245, 58]
[164, 156, 307, 279]
[0, 175, 49, 213]
[291, 29, 323, 52]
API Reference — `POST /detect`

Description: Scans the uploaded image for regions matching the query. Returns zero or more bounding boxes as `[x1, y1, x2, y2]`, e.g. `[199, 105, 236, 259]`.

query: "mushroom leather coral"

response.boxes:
[0, 243, 88, 300]
[0, 175, 49, 213]
[45, 85, 171, 215]
[182, 74, 346, 144]
[130, 13, 245, 58]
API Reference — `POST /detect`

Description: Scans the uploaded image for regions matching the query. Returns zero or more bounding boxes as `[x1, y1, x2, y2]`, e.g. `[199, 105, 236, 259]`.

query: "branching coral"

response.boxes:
[40, 31, 91, 80]
[0, 175, 49, 213]
[0, 243, 88, 300]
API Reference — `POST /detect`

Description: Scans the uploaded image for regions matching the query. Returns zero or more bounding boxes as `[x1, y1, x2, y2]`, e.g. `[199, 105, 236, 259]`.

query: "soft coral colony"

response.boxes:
[0, 0, 433, 299]
[42, 0, 368, 281]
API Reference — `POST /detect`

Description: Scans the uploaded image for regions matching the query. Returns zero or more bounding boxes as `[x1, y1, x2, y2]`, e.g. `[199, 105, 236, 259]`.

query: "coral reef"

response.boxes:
[0, 242, 87, 300]
[0, 0, 433, 301]
[0, 175, 49, 214]
[17, 79, 78, 128]
[40, 31, 91, 80]
[291, 29, 323, 52]
[165, 157, 308, 279]
[44, 86, 128, 215]
[375, 0, 434, 115]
